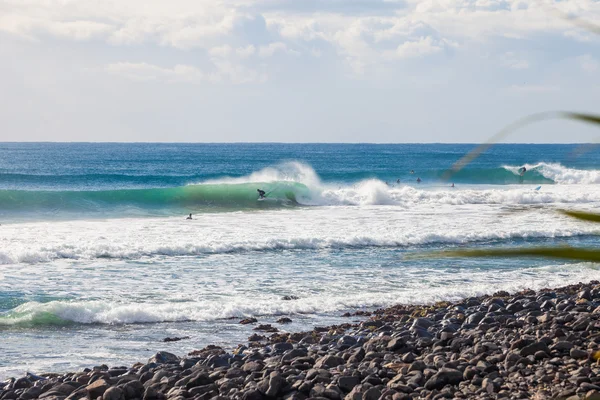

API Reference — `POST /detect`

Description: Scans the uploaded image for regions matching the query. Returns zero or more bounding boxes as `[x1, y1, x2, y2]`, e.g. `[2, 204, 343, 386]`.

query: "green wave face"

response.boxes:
[0, 310, 72, 329]
[0, 181, 310, 214]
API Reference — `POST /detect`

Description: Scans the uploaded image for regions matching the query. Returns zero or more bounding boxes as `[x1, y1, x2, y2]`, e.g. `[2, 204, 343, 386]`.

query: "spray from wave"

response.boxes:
[503, 162, 600, 184]
[2, 162, 600, 217]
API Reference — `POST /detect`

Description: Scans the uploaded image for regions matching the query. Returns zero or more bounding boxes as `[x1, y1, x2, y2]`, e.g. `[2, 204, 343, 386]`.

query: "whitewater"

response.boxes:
[2, 142, 600, 379]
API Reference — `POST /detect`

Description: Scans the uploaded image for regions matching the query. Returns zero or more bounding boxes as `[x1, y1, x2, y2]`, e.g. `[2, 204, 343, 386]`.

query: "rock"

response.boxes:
[551, 341, 574, 351]
[86, 379, 111, 398]
[265, 372, 284, 397]
[148, 351, 179, 364]
[424, 368, 463, 391]
[519, 342, 550, 357]
[315, 355, 345, 369]
[338, 376, 361, 393]
[345, 384, 366, 400]
[585, 390, 600, 400]
[142, 386, 161, 400]
[242, 389, 264, 400]
[386, 338, 405, 351]
[51, 384, 76, 396]
[243, 361, 264, 372]
[103, 387, 124, 400]
[277, 317, 292, 324]
[161, 336, 190, 342]
[253, 324, 278, 333]
[273, 342, 293, 353]
[240, 318, 258, 325]
[282, 296, 299, 300]
[122, 380, 144, 399]
[571, 348, 589, 359]
[186, 373, 212, 389]
[361, 387, 381, 400]
[338, 336, 357, 347]
[13, 378, 31, 390]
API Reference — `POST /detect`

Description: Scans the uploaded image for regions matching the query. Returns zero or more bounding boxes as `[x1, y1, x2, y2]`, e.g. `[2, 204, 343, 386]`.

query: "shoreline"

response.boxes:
[3, 281, 600, 399]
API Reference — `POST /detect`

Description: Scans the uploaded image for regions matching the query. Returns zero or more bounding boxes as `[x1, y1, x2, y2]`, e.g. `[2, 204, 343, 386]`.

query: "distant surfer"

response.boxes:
[519, 167, 527, 176]
[416, 177, 422, 183]
[410, 170, 415, 174]
[257, 189, 266, 199]
[396, 179, 400, 184]
[186, 213, 193, 220]
[451, 183, 455, 188]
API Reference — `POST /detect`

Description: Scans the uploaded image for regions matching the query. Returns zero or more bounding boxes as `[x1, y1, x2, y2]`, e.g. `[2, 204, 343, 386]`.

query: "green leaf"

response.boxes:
[560, 209, 600, 223]
[443, 112, 600, 180]
[417, 247, 600, 263]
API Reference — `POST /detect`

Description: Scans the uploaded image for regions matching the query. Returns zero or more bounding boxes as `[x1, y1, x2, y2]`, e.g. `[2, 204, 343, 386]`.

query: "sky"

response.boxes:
[1, 0, 599, 143]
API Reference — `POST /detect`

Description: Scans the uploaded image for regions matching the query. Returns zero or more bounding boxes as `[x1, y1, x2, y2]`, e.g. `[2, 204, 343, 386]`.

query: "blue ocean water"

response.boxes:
[1, 142, 600, 378]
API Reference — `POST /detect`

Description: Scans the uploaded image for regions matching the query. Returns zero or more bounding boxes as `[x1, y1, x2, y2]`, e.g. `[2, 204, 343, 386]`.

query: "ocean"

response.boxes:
[2, 142, 600, 379]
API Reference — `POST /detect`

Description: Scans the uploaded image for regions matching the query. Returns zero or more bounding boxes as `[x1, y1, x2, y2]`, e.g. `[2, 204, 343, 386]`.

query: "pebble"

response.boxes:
[5, 281, 600, 400]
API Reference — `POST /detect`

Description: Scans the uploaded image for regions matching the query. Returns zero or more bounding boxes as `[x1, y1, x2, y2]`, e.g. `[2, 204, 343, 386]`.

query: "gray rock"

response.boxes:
[338, 336, 357, 347]
[186, 373, 212, 389]
[103, 387, 124, 400]
[122, 380, 144, 399]
[424, 368, 463, 390]
[86, 379, 110, 398]
[361, 387, 381, 400]
[315, 355, 345, 369]
[571, 348, 589, 359]
[273, 342, 294, 353]
[265, 372, 284, 397]
[142, 386, 164, 400]
[519, 342, 550, 357]
[386, 338, 405, 351]
[338, 376, 360, 393]
[148, 352, 179, 364]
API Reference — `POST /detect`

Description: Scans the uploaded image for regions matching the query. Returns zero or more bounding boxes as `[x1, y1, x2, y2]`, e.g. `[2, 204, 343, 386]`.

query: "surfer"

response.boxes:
[257, 189, 266, 199]
[410, 170, 415, 174]
[416, 177, 422, 183]
[396, 179, 400, 184]
[186, 213, 193, 220]
[451, 183, 455, 188]
[519, 167, 527, 176]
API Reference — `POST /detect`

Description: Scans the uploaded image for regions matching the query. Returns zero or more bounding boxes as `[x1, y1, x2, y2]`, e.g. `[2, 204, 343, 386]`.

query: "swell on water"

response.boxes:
[2, 262, 600, 327]
[1, 161, 599, 215]
[0, 182, 307, 213]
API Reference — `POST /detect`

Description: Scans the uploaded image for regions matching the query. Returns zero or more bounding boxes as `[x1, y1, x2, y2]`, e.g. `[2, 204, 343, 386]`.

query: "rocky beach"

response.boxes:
[4, 281, 600, 400]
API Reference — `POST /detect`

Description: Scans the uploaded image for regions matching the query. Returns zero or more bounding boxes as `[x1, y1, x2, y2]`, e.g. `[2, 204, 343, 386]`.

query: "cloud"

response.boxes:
[106, 60, 267, 85]
[258, 41, 299, 57]
[387, 36, 445, 59]
[578, 54, 599, 72]
[502, 52, 529, 70]
[236, 44, 256, 57]
[506, 84, 560, 93]
[106, 62, 205, 83]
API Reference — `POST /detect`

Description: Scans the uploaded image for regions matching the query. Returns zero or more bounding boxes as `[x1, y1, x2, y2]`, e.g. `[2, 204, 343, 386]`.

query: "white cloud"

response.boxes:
[578, 54, 599, 72]
[502, 52, 529, 70]
[258, 41, 299, 57]
[209, 45, 233, 58]
[236, 44, 256, 57]
[106, 62, 205, 83]
[506, 84, 560, 93]
[388, 36, 444, 59]
[106, 60, 266, 85]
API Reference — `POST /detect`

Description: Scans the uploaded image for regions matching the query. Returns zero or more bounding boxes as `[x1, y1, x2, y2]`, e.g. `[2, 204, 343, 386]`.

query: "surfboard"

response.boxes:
[535, 186, 541, 191]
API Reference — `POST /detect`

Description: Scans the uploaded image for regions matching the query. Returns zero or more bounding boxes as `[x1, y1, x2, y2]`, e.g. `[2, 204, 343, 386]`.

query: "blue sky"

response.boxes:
[0, 0, 599, 143]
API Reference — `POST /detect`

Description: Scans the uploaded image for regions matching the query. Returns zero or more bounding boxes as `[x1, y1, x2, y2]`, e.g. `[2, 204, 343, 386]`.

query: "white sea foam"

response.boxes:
[204, 162, 600, 206]
[0, 205, 597, 265]
[504, 162, 600, 184]
[3, 262, 600, 326]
